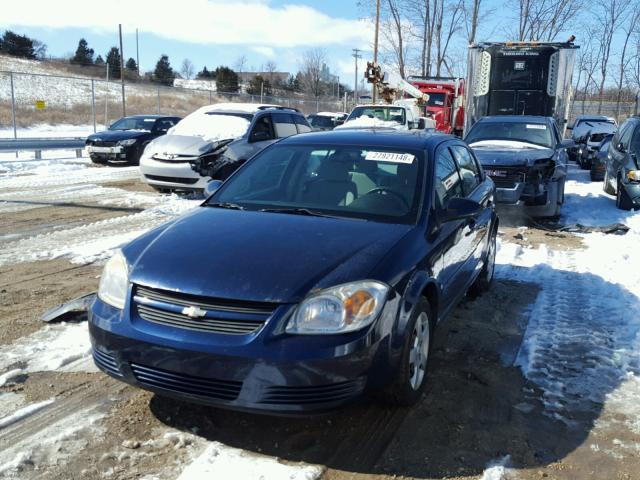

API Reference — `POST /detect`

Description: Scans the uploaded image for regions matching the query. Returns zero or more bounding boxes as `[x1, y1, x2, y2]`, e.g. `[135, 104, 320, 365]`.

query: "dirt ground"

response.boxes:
[0, 171, 637, 480]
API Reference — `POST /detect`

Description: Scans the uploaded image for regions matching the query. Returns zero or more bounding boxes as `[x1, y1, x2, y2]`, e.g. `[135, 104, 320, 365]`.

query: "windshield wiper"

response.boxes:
[259, 207, 343, 218]
[206, 202, 245, 210]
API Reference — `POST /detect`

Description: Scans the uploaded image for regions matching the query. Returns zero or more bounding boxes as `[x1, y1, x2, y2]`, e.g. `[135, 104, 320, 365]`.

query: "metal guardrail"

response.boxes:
[0, 137, 86, 159]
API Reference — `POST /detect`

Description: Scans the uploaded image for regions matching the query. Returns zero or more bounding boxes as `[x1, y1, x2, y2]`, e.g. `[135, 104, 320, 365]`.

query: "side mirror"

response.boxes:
[250, 131, 271, 143]
[204, 179, 223, 197]
[335, 119, 345, 126]
[417, 118, 426, 130]
[560, 139, 575, 149]
[440, 197, 482, 223]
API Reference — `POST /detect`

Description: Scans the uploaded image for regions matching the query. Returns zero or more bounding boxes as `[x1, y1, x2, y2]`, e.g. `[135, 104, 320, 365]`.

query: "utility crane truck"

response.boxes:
[337, 62, 436, 132]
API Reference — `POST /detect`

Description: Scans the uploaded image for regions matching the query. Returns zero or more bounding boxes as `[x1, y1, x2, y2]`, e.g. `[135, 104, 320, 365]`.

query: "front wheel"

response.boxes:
[384, 299, 433, 406]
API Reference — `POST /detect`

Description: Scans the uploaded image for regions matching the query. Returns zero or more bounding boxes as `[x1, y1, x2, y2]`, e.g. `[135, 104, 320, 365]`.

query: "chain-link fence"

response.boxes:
[569, 99, 639, 126]
[0, 70, 348, 138]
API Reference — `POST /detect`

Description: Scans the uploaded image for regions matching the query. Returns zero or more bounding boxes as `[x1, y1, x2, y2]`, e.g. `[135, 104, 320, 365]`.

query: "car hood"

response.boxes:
[87, 130, 148, 142]
[472, 146, 555, 167]
[124, 207, 412, 303]
[145, 134, 221, 157]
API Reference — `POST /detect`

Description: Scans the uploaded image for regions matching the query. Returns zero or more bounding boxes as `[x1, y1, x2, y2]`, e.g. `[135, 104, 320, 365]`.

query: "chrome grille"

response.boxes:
[133, 285, 275, 335]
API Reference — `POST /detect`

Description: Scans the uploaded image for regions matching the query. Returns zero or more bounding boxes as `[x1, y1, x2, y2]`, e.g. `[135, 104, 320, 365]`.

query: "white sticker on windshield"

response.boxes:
[365, 151, 415, 164]
[526, 124, 547, 130]
[144, 118, 155, 122]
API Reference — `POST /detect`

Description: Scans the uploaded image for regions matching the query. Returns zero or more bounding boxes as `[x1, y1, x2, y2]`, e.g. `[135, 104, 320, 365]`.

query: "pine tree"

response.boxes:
[153, 54, 175, 86]
[215, 66, 239, 93]
[70, 38, 94, 65]
[105, 47, 122, 79]
[246, 75, 272, 96]
[125, 57, 138, 72]
[95, 55, 105, 66]
[0, 30, 36, 58]
[196, 66, 214, 79]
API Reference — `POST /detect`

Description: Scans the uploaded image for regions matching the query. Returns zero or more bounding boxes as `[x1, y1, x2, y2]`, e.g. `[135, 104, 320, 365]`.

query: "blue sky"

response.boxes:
[1, 0, 627, 89]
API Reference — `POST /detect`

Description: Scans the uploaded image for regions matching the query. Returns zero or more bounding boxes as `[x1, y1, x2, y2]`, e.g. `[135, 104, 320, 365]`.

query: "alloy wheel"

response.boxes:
[408, 312, 430, 390]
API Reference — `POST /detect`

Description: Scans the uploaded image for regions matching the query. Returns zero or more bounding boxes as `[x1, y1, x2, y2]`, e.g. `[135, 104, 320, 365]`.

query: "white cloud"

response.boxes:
[5, 0, 370, 48]
[250, 46, 276, 58]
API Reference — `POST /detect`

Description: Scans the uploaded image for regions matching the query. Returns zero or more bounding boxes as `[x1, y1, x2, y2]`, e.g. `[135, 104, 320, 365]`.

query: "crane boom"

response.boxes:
[365, 62, 429, 103]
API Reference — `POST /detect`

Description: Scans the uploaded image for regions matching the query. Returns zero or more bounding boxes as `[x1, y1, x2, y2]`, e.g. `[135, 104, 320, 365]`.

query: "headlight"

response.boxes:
[97, 250, 129, 309]
[627, 170, 640, 182]
[118, 139, 137, 146]
[286, 281, 389, 335]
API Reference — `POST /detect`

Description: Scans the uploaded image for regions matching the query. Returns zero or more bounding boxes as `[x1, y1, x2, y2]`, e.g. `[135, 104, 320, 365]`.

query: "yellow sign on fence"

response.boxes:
[35, 100, 46, 110]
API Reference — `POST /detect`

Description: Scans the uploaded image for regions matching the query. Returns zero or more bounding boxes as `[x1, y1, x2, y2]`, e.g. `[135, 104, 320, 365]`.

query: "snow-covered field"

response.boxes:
[1, 148, 639, 479]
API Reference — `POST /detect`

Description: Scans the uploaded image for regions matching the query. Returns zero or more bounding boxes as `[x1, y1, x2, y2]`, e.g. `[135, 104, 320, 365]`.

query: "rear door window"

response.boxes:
[434, 146, 464, 207]
[450, 145, 481, 196]
[272, 113, 298, 138]
[294, 115, 312, 133]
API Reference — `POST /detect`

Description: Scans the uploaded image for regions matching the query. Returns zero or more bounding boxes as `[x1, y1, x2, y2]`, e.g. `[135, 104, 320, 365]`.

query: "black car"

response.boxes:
[465, 115, 573, 218]
[89, 130, 498, 413]
[590, 134, 614, 182]
[603, 115, 640, 210]
[86, 115, 181, 165]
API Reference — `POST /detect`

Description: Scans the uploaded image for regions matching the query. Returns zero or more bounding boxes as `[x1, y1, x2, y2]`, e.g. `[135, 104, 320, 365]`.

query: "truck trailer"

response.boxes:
[464, 40, 578, 135]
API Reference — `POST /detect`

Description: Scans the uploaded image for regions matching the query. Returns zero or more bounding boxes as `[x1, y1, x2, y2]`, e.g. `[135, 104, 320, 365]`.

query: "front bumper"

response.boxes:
[89, 295, 399, 414]
[87, 145, 133, 163]
[139, 156, 208, 190]
[490, 178, 561, 217]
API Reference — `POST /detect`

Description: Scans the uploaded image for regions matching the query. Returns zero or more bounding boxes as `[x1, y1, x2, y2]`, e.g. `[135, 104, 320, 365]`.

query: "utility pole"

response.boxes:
[119, 24, 126, 117]
[352, 48, 362, 104]
[136, 28, 140, 77]
[372, 0, 380, 104]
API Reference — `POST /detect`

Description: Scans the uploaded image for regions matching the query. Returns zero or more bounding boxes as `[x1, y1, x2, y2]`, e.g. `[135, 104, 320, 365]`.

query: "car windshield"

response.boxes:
[110, 117, 157, 131]
[208, 143, 425, 224]
[466, 121, 553, 148]
[348, 106, 406, 125]
[308, 115, 335, 129]
[169, 112, 253, 142]
[426, 93, 446, 107]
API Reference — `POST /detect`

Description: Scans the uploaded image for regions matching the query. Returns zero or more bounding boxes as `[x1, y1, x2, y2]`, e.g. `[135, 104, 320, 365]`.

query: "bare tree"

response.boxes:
[180, 59, 194, 80]
[463, 0, 482, 44]
[615, 5, 640, 118]
[234, 55, 247, 75]
[596, 0, 630, 113]
[299, 48, 327, 98]
[513, 0, 581, 41]
[434, 0, 464, 76]
[265, 60, 277, 84]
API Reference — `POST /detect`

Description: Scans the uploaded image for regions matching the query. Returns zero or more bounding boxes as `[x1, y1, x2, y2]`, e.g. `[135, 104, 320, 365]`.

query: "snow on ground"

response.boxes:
[0, 124, 101, 140]
[479, 455, 514, 480]
[496, 165, 640, 446]
[175, 442, 323, 480]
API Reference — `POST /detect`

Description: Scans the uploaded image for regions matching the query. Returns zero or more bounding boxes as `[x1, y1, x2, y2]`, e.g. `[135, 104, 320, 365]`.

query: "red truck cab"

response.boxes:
[408, 77, 465, 137]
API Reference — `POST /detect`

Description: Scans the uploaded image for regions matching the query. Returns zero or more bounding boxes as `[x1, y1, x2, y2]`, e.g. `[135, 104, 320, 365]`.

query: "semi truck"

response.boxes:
[464, 39, 578, 135]
[407, 76, 465, 136]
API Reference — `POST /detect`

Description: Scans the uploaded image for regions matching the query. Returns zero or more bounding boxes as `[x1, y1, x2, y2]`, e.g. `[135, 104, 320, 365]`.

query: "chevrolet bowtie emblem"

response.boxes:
[181, 305, 207, 318]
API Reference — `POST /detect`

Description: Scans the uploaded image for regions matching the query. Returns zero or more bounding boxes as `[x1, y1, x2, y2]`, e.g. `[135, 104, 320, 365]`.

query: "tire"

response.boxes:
[470, 226, 497, 296]
[384, 298, 434, 406]
[603, 170, 615, 195]
[90, 155, 106, 164]
[616, 179, 634, 211]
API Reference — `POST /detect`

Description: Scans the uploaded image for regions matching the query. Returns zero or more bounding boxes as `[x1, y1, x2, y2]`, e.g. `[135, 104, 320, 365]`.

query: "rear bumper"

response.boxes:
[89, 296, 399, 414]
[139, 156, 208, 190]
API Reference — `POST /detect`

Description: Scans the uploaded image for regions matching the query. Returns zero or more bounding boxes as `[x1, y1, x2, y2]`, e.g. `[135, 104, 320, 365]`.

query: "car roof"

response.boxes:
[477, 115, 551, 124]
[278, 129, 455, 150]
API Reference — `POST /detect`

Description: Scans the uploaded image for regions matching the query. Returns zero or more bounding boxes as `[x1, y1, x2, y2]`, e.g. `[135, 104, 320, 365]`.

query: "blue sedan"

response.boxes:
[89, 130, 498, 413]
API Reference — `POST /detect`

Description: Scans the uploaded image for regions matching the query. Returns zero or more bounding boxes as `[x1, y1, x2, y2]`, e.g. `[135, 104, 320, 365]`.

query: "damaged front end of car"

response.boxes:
[189, 138, 244, 180]
[480, 152, 566, 217]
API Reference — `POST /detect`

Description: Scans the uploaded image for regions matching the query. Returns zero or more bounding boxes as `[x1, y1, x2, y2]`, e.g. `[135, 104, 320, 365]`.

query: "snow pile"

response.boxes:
[176, 442, 323, 480]
[173, 78, 217, 92]
[496, 165, 640, 429]
[169, 109, 251, 142]
[479, 455, 514, 480]
[0, 398, 54, 429]
[0, 322, 94, 374]
[337, 116, 402, 130]
[0, 124, 100, 140]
